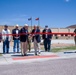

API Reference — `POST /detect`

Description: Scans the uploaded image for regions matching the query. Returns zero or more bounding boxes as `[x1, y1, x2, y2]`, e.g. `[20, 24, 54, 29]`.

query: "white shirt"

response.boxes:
[46, 29, 48, 38]
[2, 29, 11, 41]
[16, 30, 18, 34]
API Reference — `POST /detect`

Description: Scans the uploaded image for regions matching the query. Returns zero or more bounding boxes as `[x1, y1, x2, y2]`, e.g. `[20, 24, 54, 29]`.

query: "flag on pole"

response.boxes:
[35, 18, 39, 20]
[28, 18, 32, 21]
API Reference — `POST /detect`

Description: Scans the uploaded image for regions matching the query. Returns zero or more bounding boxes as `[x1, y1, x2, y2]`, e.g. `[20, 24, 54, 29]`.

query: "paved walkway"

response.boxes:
[0, 51, 59, 65]
[1, 58, 76, 75]
[0, 42, 76, 65]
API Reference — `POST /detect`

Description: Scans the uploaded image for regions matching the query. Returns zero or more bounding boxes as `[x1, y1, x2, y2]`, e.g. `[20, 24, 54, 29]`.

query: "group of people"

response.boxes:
[1, 24, 52, 56]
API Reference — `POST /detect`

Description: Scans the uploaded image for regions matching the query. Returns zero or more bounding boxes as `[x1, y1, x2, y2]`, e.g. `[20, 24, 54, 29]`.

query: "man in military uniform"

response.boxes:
[74, 29, 76, 46]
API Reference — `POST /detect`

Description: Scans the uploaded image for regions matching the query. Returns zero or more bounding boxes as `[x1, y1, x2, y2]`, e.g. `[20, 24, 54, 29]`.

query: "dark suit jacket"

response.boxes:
[74, 29, 76, 38]
[12, 29, 20, 40]
[20, 27, 28, 42]
[74, 29, 76, 33]
[0, 32, 2, 42]
[31, 29, 41, 43]
[42, 28, 52, 39]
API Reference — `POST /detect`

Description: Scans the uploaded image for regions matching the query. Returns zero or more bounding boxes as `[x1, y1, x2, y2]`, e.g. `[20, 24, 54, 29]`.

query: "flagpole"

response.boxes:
[35, 17, 40, 26]
[31, 17, 32, 31]
[38, 17, 39, 26]
[28, 17, 32, 31]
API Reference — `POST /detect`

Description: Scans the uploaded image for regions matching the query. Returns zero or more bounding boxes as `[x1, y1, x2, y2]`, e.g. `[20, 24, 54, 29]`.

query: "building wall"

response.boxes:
[0, 26, 75, 39]
[51, 28, 75, 33]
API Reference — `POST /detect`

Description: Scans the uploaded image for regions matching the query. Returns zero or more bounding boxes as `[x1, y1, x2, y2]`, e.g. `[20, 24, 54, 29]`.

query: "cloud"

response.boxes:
[0, 14, 29, 25]
[10, 14, 28, 21]
[65, 0, 70, 2]
[0, 21, 12, 25]
[21, 15, 28, 17]
[11, 18, 27, 21]
[0, 17, 27, 25]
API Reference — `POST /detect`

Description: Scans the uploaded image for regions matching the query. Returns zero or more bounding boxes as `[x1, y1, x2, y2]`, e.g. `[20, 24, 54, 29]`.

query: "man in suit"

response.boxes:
[31, 25, 41, 55]
[0, 32, 2, 42]
[74, 29, 76, 46]
[20, 24, 29, 56]
[42, 25, 52, 52]
[12, 24, 20, 53]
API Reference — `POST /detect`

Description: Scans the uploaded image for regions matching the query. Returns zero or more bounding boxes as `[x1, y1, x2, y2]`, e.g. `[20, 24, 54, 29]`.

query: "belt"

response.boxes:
[14, 37, 19, 39]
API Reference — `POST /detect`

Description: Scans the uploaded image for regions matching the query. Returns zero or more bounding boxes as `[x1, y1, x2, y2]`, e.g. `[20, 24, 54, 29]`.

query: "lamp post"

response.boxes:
[28, 17, 32, 31]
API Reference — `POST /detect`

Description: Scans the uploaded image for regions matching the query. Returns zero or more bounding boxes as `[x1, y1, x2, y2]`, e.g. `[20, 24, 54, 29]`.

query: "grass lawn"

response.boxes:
[51, 46, 76, 52]
[0, 54, 2, 56]
[40, 45, 76, 52]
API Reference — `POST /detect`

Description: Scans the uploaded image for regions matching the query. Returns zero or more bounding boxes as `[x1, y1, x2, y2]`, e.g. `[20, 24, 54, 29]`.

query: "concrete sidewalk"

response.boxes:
[0, 42, 76, 65]
[0, 42, 59, 65]
[0, 50, 59, 65]
[1, 50, 76, 65]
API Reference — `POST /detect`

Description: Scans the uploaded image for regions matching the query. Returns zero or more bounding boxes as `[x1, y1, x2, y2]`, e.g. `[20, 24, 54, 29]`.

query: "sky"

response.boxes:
[0, 0, 76, 28]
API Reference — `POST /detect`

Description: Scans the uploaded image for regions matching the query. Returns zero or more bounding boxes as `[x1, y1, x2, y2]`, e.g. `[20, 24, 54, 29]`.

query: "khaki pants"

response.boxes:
[27, 39, 31, 52]
[34, 38, 40, 55]
[21, 41, 27, 55]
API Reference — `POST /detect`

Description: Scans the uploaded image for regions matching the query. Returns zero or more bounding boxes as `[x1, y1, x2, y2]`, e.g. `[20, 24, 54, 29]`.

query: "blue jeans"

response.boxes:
[44, 38, 51, 52]
[3, 39, 10, 53]
[13, 39, 20, 52]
